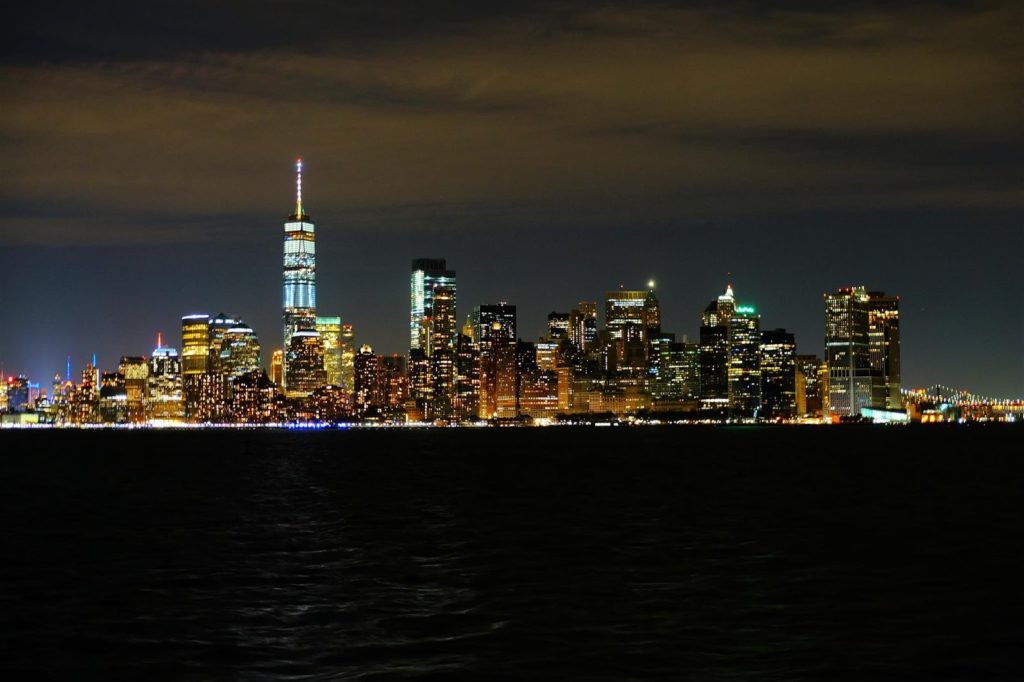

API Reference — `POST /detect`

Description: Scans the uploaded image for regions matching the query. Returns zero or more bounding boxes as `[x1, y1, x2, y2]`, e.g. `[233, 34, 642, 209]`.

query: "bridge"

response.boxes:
[902, 384, 1024, 421]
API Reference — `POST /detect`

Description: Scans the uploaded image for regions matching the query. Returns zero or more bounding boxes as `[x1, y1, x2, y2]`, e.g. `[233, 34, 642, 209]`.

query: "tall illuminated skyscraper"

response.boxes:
[285, 330, 327, 397]
[759, 328, 796, 419]
[699, 284, 735, 413]
[473, 304, 517, 419]
[340, 324, 355, 394]
[569, 302, 598, 353]
[867, 292, 901, 410]
[825, 286, 873, 417]
[119, 356, 149, 423]
[727, 304, 761, 418]
[282, 159, 319, 393]
[316, 316, 343, 387]
[181, 314, 210, 420]
[605, 288, 647, 371]
[410, 258, 456, 354]
[219, 325, 261, 381]
[429, 285, 457, 420]
[148, 336, 183, 421]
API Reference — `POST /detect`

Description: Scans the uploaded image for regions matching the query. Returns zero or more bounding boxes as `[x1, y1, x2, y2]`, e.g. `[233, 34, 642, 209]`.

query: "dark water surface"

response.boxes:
[1, 426, 1022, 680]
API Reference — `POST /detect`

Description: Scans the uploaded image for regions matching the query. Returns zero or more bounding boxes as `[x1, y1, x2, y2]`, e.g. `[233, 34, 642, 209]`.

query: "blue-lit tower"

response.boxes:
[282, 158, 320, 394]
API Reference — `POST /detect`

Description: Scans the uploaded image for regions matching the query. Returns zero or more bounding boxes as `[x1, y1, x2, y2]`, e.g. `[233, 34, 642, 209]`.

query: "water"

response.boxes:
[1, 426, 1022, 680]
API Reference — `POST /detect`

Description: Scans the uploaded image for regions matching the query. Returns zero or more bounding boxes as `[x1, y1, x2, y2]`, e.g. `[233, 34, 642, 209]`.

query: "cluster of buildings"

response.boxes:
[1, 160, 931, 427]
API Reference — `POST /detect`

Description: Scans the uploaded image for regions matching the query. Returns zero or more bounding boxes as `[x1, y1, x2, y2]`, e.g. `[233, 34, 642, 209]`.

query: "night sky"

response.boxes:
[1, 1, 1021, 397]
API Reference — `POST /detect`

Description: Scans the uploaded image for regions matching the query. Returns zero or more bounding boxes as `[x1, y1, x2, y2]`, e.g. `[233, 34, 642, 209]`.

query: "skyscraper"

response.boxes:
[340, 324, 356, 395]
[354, 344, 383, 418]
[181, 314, 210, 420]
[119, 356, 149, 423]
[728, 305, 761, 418]
[474, 304, 517, 419]
[569, 302, 598, 353]
[282, 159, 319, 393]
[429, 285, 457, 421]
[867, 293, 901, 410]
[795, 354, 825, 416]
[148, 337, 183, 421]
[699, 285, 735, 413]
[759, 328, 796, 419]
[316, 316, 343, 387]
[410, 258, 456, 354]
[605, 287, 648, 372]
[207, 313, 240, 373]
[270, 349, 284, 388]
[825, 286, 874, 417]
[285, 330, 327, 397]
[219, 325, 261, 381]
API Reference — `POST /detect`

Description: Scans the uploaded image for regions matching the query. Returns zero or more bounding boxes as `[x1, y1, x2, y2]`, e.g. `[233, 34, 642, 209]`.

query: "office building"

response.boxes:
[825, 287, 874, 417]
[728, 305, 761, 418]
[569, 302, 598, 353]
[410, 258, 456, 354]
[699, 285, 735, 413]
[340, 324, 355, 395]
[316, 316, 343, 387]
[867, 293, 901, 410]
[795, 354, 825, 416]
[284, 330, 327, 397]
[119, 356, 149, 423]
[148, 339, 183, 421]
[282, 159, 320, 392]
[219, 325, 260, 382]
[474, 304, 517, 419]
[759, 328, 796, 419]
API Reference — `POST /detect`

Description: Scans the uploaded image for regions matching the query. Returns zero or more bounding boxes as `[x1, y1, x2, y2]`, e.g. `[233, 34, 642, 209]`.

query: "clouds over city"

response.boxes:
[2, 1, 1020, 244]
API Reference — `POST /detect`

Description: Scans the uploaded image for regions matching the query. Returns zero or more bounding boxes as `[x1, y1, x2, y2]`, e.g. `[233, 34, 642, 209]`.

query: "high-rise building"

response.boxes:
[282, 159, 319, 393]
[547, 312, 570, 341]
[605, 288, 648, 371]
[825, 286, 874, 417]
[699, 285, 735, 413]
[270, 349, 284, 387]
[119, 356, 149, 423]
[148, 338, 183, 421]
[569, 302, 598, 353]
[410, 258, 456, 354]
[474, 304, 517, 419]
[728, 305, 761, 418]
[795, 354, 825, 417]
[284, 330, 327, 397]
[354, 344, 384, 418]
[98, 371, 127, 423]
[455, 333, 480, 421]
[207, 313, 240, 373]
[5, 376, 29, 413]
[219, 325, 261, 382]
[867, 293, 901, 410]
[407, 348, 431, 413]
[316, 316, 343, 387]
[340, 324, 356, 395]
[643, 283, 662, 341]
[181, 314, 210, 420]
[759, 328, 796, 419]
[428, 285, 457, 421]
[380, 354, 408, 417]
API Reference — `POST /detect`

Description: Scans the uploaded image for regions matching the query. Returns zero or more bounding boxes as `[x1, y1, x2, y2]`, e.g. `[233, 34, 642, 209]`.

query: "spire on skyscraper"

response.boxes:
[294, 158, 304, 219]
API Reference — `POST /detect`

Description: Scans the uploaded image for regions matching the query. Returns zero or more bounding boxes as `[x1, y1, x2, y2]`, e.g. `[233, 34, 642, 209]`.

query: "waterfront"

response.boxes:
[2, 426, 1022, 679]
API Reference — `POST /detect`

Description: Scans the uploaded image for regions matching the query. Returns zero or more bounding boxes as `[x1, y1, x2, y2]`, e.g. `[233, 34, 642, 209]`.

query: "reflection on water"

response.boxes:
[2, 426, 1022, 679]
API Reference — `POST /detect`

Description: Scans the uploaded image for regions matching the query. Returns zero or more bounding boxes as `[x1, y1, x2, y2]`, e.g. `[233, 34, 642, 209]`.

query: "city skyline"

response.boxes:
[0, 160, 1020, 401]
[2, 1, 1022, 397]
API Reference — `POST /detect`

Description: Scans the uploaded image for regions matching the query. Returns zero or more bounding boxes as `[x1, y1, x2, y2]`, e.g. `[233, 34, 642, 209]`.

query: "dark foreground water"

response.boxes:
[1, 426, 1022, 680]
